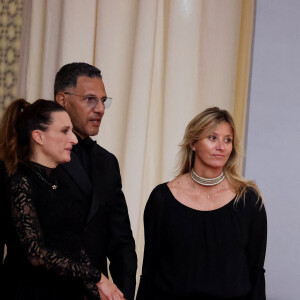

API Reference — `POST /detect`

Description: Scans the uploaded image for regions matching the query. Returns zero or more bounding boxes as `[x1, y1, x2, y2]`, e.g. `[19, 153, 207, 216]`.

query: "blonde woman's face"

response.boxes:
[191, 122, 233, 174]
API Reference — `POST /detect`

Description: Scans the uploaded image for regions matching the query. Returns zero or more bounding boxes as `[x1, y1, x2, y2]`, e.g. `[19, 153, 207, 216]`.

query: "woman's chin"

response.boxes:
[58, 156, 71, 165]
[64, 157, 71, 163]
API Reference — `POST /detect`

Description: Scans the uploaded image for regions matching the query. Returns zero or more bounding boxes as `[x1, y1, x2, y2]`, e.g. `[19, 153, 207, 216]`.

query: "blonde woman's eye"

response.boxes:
[225, 138, 232, 143]
[208, 136, 216, 140]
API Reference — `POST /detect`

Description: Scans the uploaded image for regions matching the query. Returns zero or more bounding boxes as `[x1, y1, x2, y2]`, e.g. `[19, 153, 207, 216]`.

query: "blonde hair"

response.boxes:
[176, 107, 262, 204]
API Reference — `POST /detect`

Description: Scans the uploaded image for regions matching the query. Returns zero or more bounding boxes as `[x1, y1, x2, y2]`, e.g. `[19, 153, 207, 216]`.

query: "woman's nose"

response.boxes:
[216, 139, 225, 150]
[71, 133, 78, 145]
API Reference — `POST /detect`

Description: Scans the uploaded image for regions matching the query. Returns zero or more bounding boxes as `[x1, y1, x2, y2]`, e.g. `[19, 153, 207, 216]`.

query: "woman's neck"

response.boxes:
[192, 166, 223, 179]
[29, 153, 57, 169]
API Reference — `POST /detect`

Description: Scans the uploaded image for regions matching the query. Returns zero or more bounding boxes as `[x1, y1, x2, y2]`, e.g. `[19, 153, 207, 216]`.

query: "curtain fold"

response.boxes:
[15, 0, 255, 288]
[233, 0, 255, 173]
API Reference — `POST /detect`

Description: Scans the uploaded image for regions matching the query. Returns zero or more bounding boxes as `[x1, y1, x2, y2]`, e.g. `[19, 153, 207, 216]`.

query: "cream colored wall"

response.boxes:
[245, 1, 300, 299]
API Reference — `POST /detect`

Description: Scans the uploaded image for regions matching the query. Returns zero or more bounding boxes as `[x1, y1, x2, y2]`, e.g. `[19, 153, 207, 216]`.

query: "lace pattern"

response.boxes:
[8, 167, 101, 298]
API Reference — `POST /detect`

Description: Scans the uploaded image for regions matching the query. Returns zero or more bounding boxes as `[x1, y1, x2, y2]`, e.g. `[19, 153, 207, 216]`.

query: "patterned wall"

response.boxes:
[0, 0, 23, 119]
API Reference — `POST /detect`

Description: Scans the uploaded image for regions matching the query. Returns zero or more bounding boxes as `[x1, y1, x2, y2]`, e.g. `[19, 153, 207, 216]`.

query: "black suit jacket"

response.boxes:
[54, 142, 137, 300]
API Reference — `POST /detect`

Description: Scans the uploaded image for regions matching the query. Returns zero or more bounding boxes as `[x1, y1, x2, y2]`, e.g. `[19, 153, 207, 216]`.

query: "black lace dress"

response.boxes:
[1, 162, 101, 300]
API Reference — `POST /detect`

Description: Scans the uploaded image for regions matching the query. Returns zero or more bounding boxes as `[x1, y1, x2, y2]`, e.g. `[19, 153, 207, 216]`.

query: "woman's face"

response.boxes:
[38, 111, 78, 167]
[191, 121, 233, 174]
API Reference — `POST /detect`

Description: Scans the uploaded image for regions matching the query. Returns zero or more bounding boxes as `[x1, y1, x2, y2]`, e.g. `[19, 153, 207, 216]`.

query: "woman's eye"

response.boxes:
[225, 138, 232, 143]
[208, 136, 216, 140]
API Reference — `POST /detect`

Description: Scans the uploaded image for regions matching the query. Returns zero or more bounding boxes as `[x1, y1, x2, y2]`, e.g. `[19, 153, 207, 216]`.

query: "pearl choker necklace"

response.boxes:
[190, 168, 225, 186]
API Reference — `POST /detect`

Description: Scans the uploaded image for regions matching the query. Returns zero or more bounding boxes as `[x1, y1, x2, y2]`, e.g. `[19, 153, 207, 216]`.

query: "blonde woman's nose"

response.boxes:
[216, 139, 225, 150]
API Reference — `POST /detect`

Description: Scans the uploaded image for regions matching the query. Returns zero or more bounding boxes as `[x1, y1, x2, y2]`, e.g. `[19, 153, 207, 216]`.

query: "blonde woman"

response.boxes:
[137, 107, 267, 300]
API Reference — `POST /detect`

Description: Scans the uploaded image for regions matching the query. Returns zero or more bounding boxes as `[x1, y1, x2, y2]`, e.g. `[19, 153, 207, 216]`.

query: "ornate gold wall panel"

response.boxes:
[0, 0, 23, 119]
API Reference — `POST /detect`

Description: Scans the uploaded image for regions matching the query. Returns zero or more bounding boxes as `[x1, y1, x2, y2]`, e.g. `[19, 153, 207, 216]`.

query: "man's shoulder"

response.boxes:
[92, 143, 119, 163]
[93, 143, 114, 156]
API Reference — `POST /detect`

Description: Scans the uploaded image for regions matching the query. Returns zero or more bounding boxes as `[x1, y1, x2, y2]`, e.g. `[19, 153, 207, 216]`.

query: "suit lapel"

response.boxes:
[62, 151, 93, 199]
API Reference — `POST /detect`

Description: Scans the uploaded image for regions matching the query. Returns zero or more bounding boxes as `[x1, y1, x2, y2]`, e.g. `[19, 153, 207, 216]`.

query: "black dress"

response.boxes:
[136, 183, 267, 300]
[1, 162, 101, 299]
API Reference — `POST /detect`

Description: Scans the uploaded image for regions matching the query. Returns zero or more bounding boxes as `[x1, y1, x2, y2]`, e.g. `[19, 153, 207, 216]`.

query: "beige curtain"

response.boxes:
[233, 0, 255, 167]
[17, 0, 254, 287]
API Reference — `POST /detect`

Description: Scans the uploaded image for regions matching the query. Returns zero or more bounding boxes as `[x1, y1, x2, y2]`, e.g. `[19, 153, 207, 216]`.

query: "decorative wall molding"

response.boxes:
[0, 0, 24, 118]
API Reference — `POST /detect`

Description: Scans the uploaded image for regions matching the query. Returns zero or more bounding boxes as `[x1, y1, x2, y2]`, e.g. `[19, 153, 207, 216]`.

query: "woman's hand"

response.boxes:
[96, 274, 126, 300]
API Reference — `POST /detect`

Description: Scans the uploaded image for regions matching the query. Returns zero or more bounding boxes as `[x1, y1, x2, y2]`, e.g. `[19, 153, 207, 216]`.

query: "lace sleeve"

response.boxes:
[9, 174, 101, 283]
[80, 250, 101, 299]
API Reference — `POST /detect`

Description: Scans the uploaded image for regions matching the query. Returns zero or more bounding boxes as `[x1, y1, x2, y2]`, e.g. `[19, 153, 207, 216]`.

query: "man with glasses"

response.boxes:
[54, 62, 137, 300]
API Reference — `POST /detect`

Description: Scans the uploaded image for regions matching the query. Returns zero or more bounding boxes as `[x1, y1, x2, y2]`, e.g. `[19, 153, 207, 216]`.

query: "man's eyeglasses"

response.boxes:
[63, 92, 112, 109]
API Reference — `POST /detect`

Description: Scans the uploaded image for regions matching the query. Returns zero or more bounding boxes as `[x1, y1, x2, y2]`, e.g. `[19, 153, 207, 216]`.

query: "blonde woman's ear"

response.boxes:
[190, 142, 196, 151]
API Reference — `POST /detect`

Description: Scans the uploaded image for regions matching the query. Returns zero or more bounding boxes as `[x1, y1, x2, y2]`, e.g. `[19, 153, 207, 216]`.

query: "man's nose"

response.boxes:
[93, 100, 105, 113]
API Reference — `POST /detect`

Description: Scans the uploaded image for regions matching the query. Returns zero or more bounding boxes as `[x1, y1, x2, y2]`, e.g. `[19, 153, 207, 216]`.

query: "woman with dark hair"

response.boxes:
[0, 99, 125, 300]
[137, 107, 267, 300]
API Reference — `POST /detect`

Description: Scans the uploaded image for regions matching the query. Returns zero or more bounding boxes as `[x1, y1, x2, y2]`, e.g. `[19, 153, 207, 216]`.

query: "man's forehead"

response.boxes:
[75, 76, 104, 88]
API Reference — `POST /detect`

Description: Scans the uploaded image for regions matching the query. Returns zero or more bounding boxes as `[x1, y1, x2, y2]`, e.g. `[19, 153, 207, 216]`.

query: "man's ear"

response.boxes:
[56, 92, 67, 108]
[32, 130, 44, 146]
